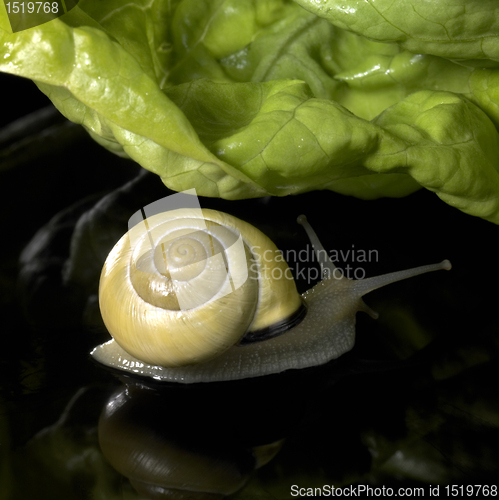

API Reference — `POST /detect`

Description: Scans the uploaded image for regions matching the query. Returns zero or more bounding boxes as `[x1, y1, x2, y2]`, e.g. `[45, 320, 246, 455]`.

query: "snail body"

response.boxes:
[92, 208, 450, 384]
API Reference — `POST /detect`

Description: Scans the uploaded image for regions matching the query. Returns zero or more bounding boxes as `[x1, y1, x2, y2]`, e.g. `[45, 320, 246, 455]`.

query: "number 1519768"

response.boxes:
[5, 2, 59, 13]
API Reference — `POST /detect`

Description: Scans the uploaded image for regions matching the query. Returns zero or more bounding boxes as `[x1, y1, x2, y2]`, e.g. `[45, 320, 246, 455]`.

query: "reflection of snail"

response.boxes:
[99, 383, 283, 499]
[92, 209, 451, 383]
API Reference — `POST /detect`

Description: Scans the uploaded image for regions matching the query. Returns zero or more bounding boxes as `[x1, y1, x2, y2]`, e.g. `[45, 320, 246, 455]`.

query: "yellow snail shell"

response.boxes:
[92, 208, 451, 383]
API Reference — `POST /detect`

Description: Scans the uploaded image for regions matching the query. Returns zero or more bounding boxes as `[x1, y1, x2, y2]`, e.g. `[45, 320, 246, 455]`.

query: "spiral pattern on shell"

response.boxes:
[99, 208, 303, 368]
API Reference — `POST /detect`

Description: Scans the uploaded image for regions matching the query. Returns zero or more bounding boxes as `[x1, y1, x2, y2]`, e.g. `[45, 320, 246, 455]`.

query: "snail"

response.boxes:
[91, 208, 451, 383]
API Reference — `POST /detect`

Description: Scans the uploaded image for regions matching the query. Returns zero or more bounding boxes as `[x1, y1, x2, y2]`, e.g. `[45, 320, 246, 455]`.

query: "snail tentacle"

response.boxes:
[297, 214, 341, 279]
[351, 260, 452, 296]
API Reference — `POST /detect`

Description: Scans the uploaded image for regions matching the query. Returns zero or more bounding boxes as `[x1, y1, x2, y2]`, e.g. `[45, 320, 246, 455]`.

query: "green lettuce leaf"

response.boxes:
[2, 0, 499, 222]
[295, 0, 499, 64]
